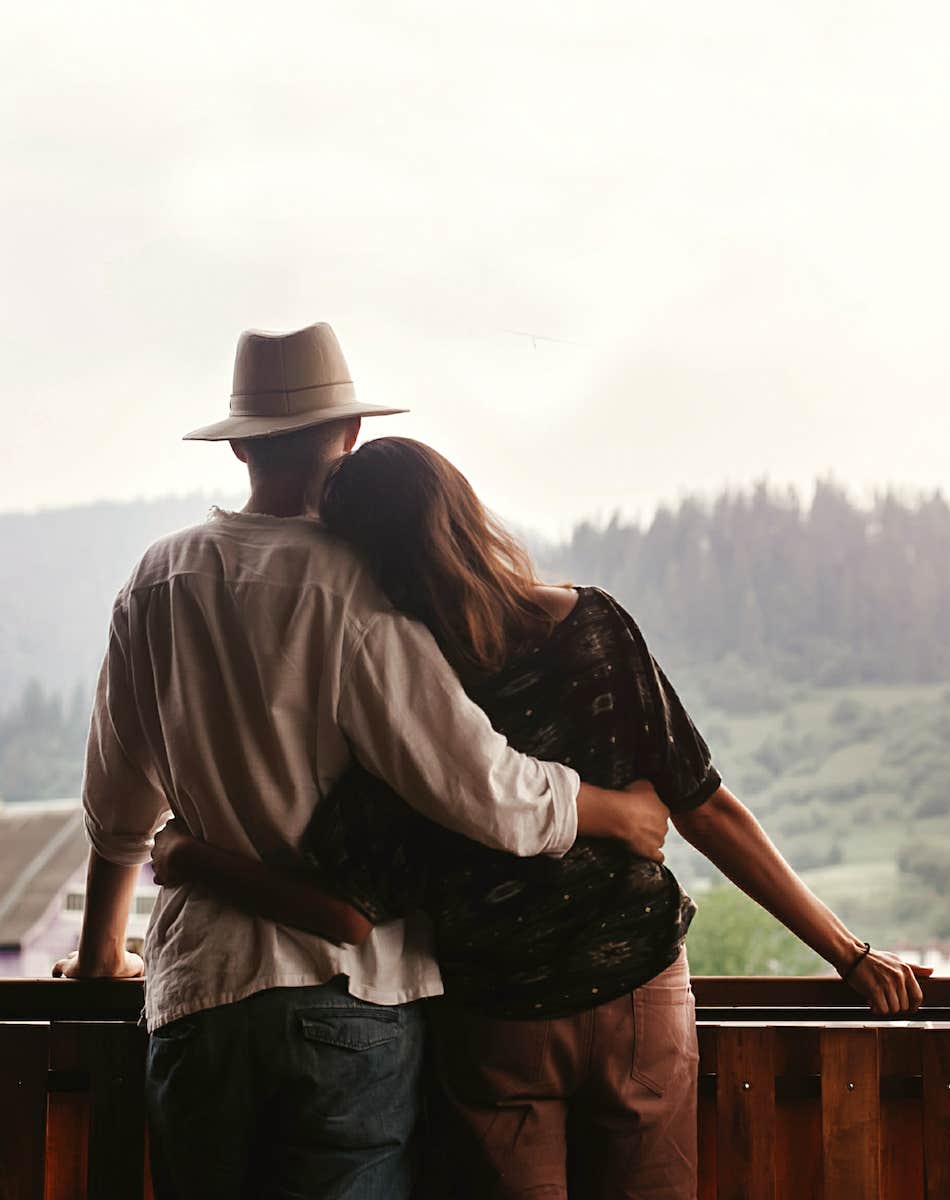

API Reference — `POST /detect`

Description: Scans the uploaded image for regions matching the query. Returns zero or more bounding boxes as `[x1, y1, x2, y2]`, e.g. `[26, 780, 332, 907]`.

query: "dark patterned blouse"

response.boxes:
[303, 586, 721, 1019]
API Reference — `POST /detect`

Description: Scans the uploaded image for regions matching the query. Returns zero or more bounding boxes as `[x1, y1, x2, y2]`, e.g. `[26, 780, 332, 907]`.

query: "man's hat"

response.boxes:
[184, 322, 407, 441]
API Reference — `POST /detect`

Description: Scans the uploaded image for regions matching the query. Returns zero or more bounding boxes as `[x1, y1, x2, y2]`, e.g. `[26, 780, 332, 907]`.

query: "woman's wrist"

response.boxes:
[828, 930, 868, 977]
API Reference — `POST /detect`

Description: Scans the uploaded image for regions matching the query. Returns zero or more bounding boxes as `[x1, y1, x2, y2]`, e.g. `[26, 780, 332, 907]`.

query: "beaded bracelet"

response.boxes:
[841, 941, 872, 983]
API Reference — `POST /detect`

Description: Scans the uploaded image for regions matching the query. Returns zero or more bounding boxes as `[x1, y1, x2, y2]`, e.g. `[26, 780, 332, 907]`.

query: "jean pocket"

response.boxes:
[150, 1015, 199, 1044]
[630, 988, 697, 1097]
[297, 1005, 401, 1051]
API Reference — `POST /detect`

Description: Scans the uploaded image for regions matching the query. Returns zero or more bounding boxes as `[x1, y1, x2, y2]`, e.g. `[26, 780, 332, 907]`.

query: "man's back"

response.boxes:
[86, 508, 438, 1029]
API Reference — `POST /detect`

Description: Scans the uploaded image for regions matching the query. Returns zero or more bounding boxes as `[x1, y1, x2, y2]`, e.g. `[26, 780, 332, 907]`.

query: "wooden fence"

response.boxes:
[0, 977, 948, 1199]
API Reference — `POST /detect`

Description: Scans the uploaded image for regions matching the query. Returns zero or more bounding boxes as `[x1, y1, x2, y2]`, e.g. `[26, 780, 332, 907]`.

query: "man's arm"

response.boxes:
[56, 600, 171, 978]
[674, 785, 933, 1015]
[52, 850, 145, 978]
[338, 611, 663, 859]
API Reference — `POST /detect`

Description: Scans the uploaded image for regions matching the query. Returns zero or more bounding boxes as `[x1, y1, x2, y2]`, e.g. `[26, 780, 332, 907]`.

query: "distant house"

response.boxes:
[0, 798, 156, 977]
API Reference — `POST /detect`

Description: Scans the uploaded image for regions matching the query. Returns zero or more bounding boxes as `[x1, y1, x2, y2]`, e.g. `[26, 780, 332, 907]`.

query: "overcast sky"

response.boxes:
[4, 1, 949, 536]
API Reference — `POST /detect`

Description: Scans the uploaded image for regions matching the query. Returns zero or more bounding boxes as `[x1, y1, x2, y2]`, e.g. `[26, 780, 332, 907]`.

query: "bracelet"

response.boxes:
[841, 941, 871, 983]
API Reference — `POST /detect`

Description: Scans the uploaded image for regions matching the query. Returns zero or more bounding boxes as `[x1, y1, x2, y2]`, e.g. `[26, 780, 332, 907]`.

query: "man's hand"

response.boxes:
[842, 947, 933, 1016]
[618, 780, 670, 861]
[576, 779, 670, 861]
[151, 818, 198, 886]
[52, 948, 144, 979]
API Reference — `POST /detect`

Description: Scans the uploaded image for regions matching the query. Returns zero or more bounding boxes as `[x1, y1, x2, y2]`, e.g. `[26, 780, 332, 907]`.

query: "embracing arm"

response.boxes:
[339, 612, 668, 859]
[150, 776, 671, 942]
[673, 785, 932, 1014]
[151, 822, 373, 945]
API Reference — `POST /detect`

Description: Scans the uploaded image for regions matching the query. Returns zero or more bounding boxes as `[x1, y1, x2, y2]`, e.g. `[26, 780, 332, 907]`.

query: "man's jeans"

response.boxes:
[145, 978, 425, 1200]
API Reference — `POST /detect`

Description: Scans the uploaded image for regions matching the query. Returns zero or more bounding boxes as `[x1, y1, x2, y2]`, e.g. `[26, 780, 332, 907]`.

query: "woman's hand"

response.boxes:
[151, 818, 199, 886]
[842, 947, 933, 1016]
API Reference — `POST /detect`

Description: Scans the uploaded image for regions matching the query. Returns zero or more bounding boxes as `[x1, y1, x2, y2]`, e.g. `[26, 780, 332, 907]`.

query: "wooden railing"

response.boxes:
[1, 977, 948, 1199]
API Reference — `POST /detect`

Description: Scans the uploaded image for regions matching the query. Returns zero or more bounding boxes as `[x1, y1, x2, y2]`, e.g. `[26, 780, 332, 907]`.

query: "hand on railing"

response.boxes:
[842, 947, 933, 1016]
[52, 949, 145, 980]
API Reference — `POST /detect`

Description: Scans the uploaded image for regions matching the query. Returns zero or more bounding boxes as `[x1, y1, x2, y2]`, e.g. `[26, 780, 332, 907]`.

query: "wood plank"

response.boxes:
[773, 1029, 821, 1200]
[45, 1096, 89, 1200]
[922, 1028, 950, 1200]
[820, 1028, 880, 1200]
[54, 1022, 147, 1200]
[775, 1093, 822, 1200]
[47, 1025, 89, 1200]
[715, 1026, 776, 1200]
[0, 1022, 49, 1200]
[881, 1093, 923, 1200]
[84, 1023, 148, 1200]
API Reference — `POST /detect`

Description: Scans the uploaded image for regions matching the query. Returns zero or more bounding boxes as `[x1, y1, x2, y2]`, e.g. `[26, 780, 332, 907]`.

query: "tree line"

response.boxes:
[537, 480, 950, 687]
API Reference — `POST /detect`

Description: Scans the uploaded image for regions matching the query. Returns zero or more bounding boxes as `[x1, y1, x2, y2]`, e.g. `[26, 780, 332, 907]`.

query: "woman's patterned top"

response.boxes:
[303, 586, 721, 1019]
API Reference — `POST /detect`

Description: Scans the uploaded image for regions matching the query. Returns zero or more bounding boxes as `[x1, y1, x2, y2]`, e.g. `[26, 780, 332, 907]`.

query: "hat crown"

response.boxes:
[231, 323, 353, 417]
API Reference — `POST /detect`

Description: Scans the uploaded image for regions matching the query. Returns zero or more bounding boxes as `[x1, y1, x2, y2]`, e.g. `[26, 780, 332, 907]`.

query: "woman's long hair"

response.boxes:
[321, 438, 553, 681]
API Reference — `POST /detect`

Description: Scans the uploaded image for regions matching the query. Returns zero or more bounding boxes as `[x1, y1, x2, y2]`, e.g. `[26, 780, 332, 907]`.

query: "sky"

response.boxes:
[4, 1, 950, 537]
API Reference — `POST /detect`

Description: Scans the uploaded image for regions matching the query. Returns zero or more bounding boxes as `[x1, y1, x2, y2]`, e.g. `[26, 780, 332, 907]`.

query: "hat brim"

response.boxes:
[183, 402, 409, 442]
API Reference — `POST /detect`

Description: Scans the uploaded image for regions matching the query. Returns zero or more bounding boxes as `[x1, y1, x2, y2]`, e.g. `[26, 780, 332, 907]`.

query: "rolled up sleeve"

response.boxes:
[82, 601, 171, 866]
[338, 612, 579, 857]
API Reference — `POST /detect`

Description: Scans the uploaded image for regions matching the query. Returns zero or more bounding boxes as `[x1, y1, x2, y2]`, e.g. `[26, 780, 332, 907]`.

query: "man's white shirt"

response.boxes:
[82, 509, 579, 1029]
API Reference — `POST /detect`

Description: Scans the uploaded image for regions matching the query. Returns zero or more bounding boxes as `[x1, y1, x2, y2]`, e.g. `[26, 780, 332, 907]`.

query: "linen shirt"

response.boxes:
[82, 509, 579, 1030]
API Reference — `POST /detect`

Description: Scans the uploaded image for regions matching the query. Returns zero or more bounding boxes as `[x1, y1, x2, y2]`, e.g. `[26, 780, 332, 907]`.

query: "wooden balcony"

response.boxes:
[1, 976, 948, 1199]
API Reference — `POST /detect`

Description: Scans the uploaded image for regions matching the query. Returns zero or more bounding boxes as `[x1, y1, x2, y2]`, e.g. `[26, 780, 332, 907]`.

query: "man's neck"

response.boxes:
[243, 486, 308, 518]
[243, 465, 331, 518]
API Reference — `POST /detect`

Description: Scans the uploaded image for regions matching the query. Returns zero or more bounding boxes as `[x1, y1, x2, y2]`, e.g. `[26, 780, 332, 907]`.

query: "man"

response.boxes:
[53, 322, 668, 1200]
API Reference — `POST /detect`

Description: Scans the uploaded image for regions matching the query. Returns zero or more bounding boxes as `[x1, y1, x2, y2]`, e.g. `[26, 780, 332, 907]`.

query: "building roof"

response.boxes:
[0, 799, 87, 949]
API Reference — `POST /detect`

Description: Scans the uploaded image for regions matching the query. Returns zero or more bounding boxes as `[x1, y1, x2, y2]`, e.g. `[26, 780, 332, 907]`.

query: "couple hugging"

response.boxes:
[56, 323, 929, 1200]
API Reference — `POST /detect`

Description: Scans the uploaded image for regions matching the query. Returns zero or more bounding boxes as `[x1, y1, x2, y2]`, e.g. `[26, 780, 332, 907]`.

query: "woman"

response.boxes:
[153, 438, 929, 1200]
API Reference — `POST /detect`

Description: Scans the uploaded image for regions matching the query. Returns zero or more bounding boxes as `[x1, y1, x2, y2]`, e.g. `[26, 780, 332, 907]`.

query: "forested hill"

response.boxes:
[537, 481, 950, 689]
[0, 482, 945, 715]
[2, 482, 949, 715]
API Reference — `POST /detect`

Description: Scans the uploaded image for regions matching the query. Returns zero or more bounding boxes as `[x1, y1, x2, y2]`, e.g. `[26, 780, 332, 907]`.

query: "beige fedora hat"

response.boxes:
[184, 322, 407, 441]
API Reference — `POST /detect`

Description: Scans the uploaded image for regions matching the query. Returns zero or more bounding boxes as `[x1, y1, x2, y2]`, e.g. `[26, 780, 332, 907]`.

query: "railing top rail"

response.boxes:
[0, 975, 947, 1023]
[690, 975, 950, 1007]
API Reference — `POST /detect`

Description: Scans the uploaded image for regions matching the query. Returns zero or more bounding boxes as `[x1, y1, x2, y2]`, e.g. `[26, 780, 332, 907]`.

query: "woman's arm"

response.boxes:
[673, 785, 933, 1015]
[151, 822, 374, 946]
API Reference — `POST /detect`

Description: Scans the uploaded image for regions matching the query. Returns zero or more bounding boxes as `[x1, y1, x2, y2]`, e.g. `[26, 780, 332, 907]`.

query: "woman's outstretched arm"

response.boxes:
[151, 822, 374, 946]
[673, 785, 933, 1015]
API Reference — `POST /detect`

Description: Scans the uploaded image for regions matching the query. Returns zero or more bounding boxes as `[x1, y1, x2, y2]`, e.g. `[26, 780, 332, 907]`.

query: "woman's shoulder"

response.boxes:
[567, 584, 636, 621]
[530, 584, 581, 624]
[565, 586, 652, 650]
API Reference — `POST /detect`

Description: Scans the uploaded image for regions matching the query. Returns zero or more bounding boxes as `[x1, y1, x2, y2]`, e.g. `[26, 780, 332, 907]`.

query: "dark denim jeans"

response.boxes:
[146, 978, 425, 1200]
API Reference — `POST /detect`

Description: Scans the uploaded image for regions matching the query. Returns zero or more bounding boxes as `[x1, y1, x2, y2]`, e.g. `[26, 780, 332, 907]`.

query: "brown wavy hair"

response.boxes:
[321, 438, 553, 680]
